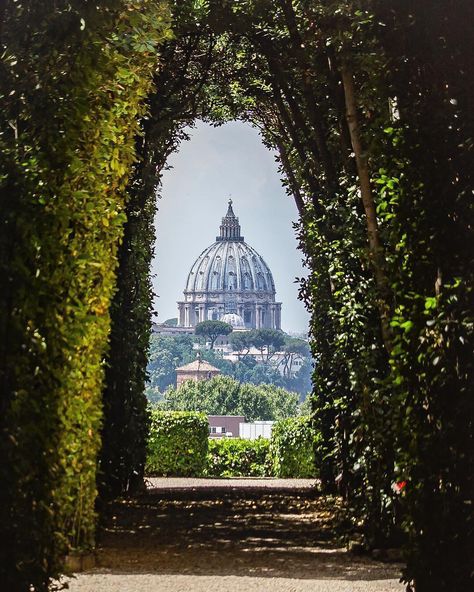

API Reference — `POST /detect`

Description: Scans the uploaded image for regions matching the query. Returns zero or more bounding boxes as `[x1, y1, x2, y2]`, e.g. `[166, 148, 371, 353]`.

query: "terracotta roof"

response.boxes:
[175, 360, 220, 373]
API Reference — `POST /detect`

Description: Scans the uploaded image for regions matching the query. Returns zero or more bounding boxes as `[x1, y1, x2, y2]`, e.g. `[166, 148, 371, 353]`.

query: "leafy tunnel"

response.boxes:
[0, 2, 472, 591]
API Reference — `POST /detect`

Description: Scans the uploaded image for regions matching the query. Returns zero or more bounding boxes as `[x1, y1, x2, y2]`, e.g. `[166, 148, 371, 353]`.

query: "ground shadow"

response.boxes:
[94, 482, 402, 582]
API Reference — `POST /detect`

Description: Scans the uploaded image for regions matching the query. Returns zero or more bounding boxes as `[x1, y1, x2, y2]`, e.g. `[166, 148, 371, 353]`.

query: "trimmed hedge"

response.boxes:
[146, 411, 209, 476]
[0, 3, 170, 589]
[206, 437, 270, 477]
[146, 413, 320, 478]
[269, 417, 318, 478]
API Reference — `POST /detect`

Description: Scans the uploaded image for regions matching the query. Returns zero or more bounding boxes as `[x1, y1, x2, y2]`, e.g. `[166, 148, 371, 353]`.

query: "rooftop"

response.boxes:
[175, 359, 221, 373]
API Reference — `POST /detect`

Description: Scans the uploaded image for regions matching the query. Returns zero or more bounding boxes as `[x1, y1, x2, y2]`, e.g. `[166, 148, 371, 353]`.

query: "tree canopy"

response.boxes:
[159, 375, 300, 422]
[146, 332, 312, 399]
[195, 320, 233, 349]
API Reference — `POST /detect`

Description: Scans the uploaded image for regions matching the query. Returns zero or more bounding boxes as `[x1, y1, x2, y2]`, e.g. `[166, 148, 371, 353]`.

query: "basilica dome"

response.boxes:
[178, 200, 282, 330]
[184, 223, 275, 295]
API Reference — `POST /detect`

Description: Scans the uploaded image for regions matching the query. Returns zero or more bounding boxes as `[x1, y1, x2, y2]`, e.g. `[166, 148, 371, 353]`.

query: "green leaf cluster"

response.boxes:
[195, 320, 233, 349]
[269, 417, 319, 479]
[206, 437, 270, 477]
[159, 375, 299, 422]
[146, 410, 209, 476]
[0, 1, 171, 588]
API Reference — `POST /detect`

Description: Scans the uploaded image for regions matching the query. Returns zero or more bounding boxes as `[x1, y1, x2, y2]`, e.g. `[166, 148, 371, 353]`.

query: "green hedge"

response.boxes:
[146, 411, 209, 476]
[146, 413, 320, 479]
[0, 3, 170, 589]
[206, 437, 270, 477]
[269, 417, 318, 478]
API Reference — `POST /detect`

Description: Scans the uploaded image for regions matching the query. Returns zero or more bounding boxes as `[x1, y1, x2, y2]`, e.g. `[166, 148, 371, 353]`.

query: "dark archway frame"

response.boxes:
[1, 2, 472, 591]
[100, 1, 392, 503]
[102, 7, 474, 592]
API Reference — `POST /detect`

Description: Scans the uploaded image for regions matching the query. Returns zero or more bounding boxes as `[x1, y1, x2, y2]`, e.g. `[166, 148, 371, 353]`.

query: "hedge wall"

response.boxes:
[269, 417, 318, 478]
[0, 2, 170, 589]
[206, 437, 270, 477]
[146, 414, 319, 479]
[146, 411, 209, 477]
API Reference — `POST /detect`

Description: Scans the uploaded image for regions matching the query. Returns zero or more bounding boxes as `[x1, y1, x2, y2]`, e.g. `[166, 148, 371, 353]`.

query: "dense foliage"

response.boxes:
[159, 375, 300, 421]
[270, 417, 318, 479]
[1, 1, 472, 590]
[147, 334, 197, 395]
[0, 1, 170, 589]
[146, 410, 209, 476]
[146, 414, 317, 479]
[206, 437, 270, 477]
[146, 332, 312, 397]
[188, 3, 472, 588]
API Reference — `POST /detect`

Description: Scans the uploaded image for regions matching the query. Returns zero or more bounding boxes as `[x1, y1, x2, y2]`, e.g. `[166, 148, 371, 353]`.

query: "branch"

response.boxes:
[340, 63, 393, 353]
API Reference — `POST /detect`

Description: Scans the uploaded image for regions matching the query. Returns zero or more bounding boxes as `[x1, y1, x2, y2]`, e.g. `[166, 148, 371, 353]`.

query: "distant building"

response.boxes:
[152, 323, 194, 337]
[207, 416, 274, 439]
[175, 355, 220, 386]
[239, 421, 274, 440]
[208, 415, 245, 438]
[177, 200, 282, 330]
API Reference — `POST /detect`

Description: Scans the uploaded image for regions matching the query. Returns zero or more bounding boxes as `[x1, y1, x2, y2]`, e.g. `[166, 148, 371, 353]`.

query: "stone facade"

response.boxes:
[177, 201, 282, 329]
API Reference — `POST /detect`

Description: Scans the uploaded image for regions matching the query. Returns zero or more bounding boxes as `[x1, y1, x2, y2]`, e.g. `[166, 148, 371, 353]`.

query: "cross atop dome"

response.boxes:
[217, 199, 244, 242]
[226, 198, 235, 217]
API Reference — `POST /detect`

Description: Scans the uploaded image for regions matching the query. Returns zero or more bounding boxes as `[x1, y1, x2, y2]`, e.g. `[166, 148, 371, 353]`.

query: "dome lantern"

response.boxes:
[217, 199, 244, 242]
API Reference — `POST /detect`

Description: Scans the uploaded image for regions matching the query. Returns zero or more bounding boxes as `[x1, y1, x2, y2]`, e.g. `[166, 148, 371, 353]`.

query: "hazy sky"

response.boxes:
[151, 120, 310, 334]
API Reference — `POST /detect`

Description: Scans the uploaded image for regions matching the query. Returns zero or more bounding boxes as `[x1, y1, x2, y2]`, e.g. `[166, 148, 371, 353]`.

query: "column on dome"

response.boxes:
[184, 304, 190, 327]
[255, 305, 262, 329]
[178, 303, 185, 326]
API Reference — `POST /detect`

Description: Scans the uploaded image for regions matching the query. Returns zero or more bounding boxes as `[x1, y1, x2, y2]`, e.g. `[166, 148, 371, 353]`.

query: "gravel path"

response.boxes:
[147, 476, 319, 490]
[65, 478, 405, 592]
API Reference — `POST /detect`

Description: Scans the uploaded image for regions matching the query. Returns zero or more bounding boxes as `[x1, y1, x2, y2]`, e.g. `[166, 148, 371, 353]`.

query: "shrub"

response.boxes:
[270, 417, 319, 478]
[206, 438, 270, 477]
[146, 411, 208, 476]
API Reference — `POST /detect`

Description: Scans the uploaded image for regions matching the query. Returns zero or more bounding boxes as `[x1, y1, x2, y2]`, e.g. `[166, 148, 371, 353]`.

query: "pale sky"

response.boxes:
[151, 120, 310, 334]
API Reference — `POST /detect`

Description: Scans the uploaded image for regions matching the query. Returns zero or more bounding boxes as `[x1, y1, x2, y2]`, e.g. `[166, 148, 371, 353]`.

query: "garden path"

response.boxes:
[65, 478, 404, 592]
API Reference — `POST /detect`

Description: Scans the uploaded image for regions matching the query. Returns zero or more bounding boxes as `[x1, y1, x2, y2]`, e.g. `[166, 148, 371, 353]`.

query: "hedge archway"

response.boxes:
[1, 2, 472, 591]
